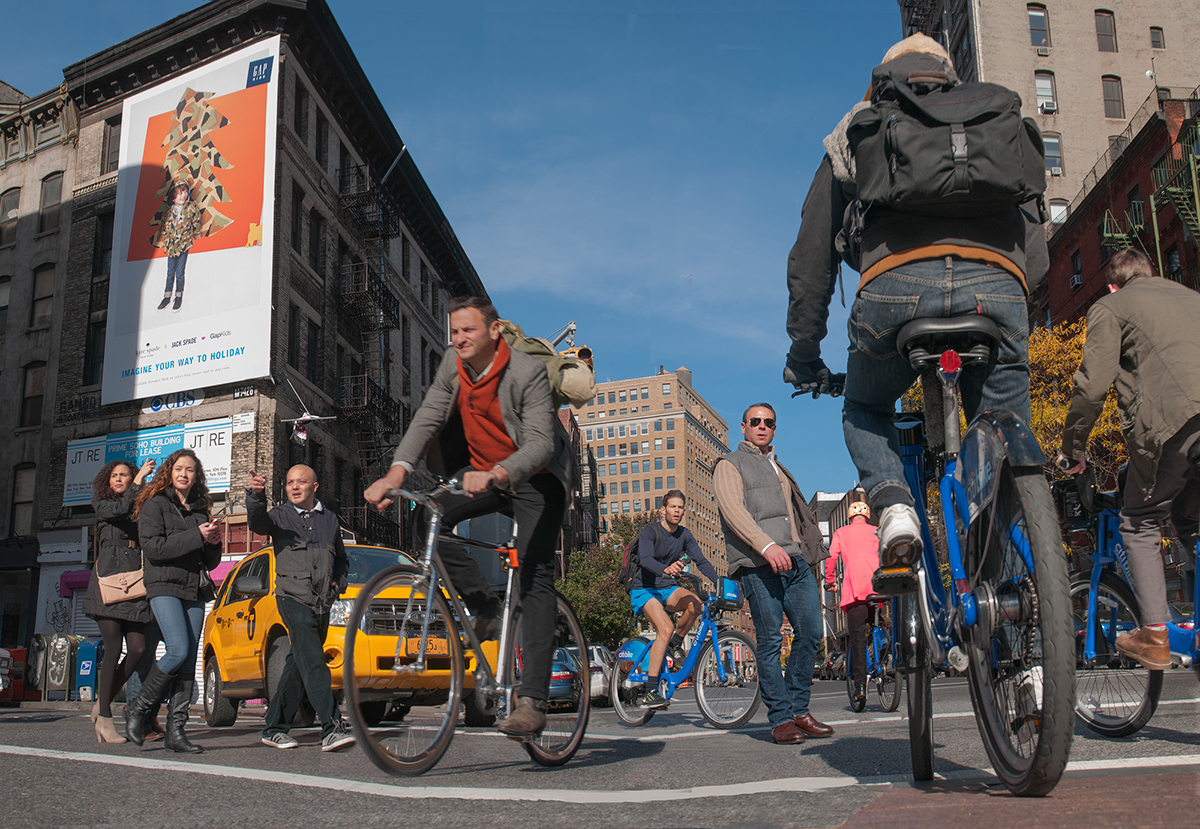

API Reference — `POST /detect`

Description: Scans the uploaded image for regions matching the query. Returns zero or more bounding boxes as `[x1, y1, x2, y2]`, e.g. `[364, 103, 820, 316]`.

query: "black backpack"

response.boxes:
[846, 65, 1045, 219]
[619, 523, 661, 593]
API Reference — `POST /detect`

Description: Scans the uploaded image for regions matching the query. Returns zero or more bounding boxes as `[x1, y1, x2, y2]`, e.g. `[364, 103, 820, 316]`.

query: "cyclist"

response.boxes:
[783, 33, 1048, 593]
[824, 501, 879, 704]
[1059, 248, 1200, 670]
[630, 489, 720, 709]
[364, 296, 572, 740]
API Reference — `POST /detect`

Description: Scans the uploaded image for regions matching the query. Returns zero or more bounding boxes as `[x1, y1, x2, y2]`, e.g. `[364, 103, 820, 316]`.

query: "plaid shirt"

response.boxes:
[158, 201, 201, 258]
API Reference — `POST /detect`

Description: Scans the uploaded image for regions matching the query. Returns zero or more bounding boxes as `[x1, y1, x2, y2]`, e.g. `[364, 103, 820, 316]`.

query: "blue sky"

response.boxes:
[7, 0, 907, 499]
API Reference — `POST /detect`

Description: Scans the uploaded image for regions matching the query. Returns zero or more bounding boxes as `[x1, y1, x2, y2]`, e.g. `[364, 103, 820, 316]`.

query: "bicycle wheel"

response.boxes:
[845, 648, 865, 713]
[502, 591, 591, 766]
[1070, 572, 1162, 737]
[876, 627, 903, 713]
[610, 636, 655, 727]
[695, 629, 761, 728]
[961, 465, 1074, 797]
[901, 591, 934, 781]
[343, 563, 464, 777]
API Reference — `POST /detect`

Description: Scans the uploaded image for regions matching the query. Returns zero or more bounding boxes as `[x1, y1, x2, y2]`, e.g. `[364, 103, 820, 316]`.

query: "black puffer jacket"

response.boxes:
[138, 490, 221, 602]
[82, 484, 152, 623]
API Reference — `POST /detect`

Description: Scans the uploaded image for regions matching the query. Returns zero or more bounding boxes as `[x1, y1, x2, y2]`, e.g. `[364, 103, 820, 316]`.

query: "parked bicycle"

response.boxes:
[892, 315, 1075, 797]
[343, 479, 590, 776]
[611, 573, 761, 728]
[843, 596, 902, 713]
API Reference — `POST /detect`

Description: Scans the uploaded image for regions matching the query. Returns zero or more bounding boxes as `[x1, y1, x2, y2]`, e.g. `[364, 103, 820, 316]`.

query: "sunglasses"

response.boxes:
[747, 417, 776, 429]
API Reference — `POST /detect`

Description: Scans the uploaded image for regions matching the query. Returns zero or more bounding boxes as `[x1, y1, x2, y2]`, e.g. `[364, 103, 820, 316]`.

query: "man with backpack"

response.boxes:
[784, 34, 1048, 594]
[364, 296, 572, 740]
[627, 490, 719, 709]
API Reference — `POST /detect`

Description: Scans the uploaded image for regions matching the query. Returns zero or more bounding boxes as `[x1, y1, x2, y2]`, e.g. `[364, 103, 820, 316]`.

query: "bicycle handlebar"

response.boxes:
[384, 478, 467, 510]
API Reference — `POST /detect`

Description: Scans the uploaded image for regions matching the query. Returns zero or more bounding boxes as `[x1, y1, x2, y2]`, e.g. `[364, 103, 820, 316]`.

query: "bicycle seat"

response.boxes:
[896, 314, 1002, 372]
[866, 593, 891, 604]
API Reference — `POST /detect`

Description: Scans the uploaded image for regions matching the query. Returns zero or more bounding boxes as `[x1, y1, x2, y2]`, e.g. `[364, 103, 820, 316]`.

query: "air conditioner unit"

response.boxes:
[1050, 166, 1063, 176]
[1036, 46, 1050, 57]
[1070, 273, 1083, 289]
[1039, 100, 1058, 115]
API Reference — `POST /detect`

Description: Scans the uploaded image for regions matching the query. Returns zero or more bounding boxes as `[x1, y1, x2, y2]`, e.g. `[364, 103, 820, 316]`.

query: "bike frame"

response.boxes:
[623, 595, 735, 698]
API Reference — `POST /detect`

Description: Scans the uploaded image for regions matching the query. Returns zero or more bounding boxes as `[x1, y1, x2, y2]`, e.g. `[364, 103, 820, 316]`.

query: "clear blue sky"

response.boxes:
[7, 0, 907, 499]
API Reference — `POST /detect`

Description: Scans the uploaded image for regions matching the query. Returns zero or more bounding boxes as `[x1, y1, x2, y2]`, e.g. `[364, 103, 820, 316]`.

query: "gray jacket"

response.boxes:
[1062, 277, 1200, 500]
[392, 346, 571, 490]
[246, 489, 349, 613]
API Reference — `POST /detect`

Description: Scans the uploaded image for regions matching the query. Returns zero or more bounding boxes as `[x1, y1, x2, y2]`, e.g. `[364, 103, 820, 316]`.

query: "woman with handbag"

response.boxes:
[82, 459, 155, 744]
[125, 448, 222, 753]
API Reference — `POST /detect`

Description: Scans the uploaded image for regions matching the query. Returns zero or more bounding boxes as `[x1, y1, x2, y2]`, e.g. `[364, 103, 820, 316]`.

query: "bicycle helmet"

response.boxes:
[848, 501, 871, 519]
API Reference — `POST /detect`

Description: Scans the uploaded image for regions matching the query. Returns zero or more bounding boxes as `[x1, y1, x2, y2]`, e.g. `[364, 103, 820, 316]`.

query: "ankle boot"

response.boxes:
[95, 716, 126, 744]
[164, 675, 203, 754]
[124, 666, 174, 746]
[90, 701, 99, 724]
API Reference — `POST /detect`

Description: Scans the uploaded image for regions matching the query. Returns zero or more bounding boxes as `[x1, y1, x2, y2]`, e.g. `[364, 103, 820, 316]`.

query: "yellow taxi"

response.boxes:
[201, 544, 498, 728]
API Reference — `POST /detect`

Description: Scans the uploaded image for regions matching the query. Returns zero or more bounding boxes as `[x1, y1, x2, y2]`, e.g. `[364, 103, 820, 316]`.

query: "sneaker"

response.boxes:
[1115, 626, 1171, 670]
[640, 688, 670, 710]
[852, 684, 866, 704]
[172, 295, 183, 311]
[497, 696, 548, 739]
[261, 732, 299, 749]
[320, 721, 356, 752]
[157, 296, 171, 311]
[667, 643, 687, 665]
[873, 504, 922, 594]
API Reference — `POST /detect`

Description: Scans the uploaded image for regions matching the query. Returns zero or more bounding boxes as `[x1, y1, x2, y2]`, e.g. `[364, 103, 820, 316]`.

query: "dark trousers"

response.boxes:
[845, 601, 876, 691]
[262, 595, 341, 739]
[430, 471, 566, 701]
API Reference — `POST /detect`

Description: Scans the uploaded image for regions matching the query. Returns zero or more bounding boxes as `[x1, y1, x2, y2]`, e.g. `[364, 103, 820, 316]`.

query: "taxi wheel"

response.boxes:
[203, 657, 238, 727]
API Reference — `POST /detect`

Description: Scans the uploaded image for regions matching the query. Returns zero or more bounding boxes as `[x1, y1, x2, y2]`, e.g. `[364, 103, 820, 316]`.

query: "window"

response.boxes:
[291, 185, 304, 252]
[632, 481, 640, 493]
[666, 418, 675, 431]
[630, 442, 638, 455]
[662, 383, 671, 395]
[103, 117, 122, 175]
[654, 419, 662, 431]
[619, 462, 628, 475]
[1044, 134, 1062, 171]
[1028, 5, 1050, 47]
[95, 214, 114, 278]
[666, 476, 675, 489]
[1098, 223, 1111, 263]
[1108, 134, 1129, 162]
[655, 477, 663, 489]
[1165, 246, 1181, 281]
[666, 437, 675, 450]
[1150, 27, 1165, 49]
[1071, 250, 1082, 281]
[599, 503, 607, 515]
[640, 422, 649, 435]
[595, 394, 603, 406]
[288, 304, 300, 367]
[622, 501, 630, 514]
[641, 441, 649, 453]
[597, 465, 606, 477]
[618, 425, 626, 438]
[666, 457, 676, 469]
[608, 392, 616, 404]
[10, 464, 36, 536]
[585, 429, 593, 441]
[654, 438, 662, 450]
[30, 264, 53, 327]
[1034, 72, 1056, 108]
[0, 276, 9, 331]
[1095, 11, 1117, 52]
[641, 387, 649, 399]
[308, 208, 323, 272]
[21, 363, 45, 427]
[608, 463, 616, 476]
[0, 187, 17, 246]
[618, 390, 626, 402]
[1102, 76, 1124, 119]
[654, 496, 663, 509]
[1049, 199, 1069, 224]
[84, 320, 106, 386]
[315, 111, 328, 169]
[655, 458, 663, 470]
[306, 318, 320, 383]
[39, 173, 62, 233]
[664, 402, 672, 409]
[294, 78, 309, 140]
[621, 482, 629, 495]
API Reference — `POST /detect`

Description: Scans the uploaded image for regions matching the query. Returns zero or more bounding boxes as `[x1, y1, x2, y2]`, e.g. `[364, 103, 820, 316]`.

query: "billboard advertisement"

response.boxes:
[63, 418, 233, 507]
[102, 36, 281, 404]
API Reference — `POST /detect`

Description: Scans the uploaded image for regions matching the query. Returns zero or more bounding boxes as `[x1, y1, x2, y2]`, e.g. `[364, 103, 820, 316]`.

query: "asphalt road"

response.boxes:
[4, 671, 1199, 829]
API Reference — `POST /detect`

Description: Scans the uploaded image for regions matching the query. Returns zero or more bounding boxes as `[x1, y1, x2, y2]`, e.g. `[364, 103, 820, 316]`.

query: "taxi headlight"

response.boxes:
[328, 598, 353, 628]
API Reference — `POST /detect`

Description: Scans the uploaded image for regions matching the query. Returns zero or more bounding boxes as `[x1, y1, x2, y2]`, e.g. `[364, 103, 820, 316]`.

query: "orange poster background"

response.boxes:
[127, 83, 268, 261]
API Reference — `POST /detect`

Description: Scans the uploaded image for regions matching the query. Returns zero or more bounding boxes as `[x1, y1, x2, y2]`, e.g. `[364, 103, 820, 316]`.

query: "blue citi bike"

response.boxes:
[837, 595, 903, 713]
[885, 314, 1075, 797]
[611, 573, 762, 728]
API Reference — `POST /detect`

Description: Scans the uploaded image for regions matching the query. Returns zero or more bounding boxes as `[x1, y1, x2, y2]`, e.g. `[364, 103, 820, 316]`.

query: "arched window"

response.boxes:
[1102, 76, 1125, 119]
[1095, 10, 1118, 52]
[29, 263, 54, 327]
[0, 187, 19, 246]
[1028, 5, 1050, 47]
[38, 172, 62, 233]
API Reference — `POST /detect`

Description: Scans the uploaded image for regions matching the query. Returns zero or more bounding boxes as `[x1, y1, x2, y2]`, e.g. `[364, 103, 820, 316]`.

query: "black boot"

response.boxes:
[124, 666, 174, 746]
[164, 675, 203, 754]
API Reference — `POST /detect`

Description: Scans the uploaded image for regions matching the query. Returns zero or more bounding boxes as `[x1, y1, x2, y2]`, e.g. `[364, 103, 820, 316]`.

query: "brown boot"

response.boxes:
[497, 697, 547, 740]
[771, 721, 805, 744]
[1115, 626, 1171, 670]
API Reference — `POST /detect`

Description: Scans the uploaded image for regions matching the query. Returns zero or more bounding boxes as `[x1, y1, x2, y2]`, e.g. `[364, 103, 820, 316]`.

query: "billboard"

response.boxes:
[63, 418, 233, 507]
[102, 36, 281, 404]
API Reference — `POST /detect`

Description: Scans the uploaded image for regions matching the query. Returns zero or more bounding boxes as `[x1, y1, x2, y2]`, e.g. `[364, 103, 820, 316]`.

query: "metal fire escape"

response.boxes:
[337, 163, 403, 545]
[1100, 199, 1150, 256]
[898, 0, 940, 36]
[1150, 114, 1200, 282]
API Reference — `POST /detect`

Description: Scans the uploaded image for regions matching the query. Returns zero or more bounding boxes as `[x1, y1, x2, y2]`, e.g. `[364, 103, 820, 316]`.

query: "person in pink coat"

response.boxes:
[824, 502, 880, 703]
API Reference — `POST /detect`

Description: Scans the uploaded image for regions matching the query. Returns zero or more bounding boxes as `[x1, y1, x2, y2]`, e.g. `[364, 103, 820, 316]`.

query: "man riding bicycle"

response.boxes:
[1059, 248, 1200, 670]
[630, 490, 720, 710]
[824, 501, 879, 704]
[783, 33, 1048, 592]
[364, 296, 572, 739]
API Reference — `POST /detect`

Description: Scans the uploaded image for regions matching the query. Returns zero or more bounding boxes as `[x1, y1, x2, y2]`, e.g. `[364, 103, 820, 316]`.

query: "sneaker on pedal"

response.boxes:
[320, 721, 355, 752]
[640, 688, 670, 710]
[852, 684, 866, 704]
[872, 504, 922, 595]
[667, 643, 687, 666]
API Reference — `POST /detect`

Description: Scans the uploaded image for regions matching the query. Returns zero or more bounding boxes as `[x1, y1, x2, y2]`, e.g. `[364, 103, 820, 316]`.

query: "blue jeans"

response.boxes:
[741, 562, 820, 727]
[842, 258, 1030, 509]
[149, 596, 205, 676]
[164, 250, 188, 294]
[263, 596, 341, 739]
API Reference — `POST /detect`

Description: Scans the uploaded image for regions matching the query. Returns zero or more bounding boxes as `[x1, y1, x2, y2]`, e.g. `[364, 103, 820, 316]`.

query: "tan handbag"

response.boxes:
[98, 546, 146, 604]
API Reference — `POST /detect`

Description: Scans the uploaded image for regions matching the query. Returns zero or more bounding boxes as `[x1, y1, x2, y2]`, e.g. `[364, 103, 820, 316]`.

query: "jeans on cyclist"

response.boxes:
[846, 601, 875, 694]
[742, 562, 821, 728]
[842, 258, 1030, 511]
[424, 468, 566, 702]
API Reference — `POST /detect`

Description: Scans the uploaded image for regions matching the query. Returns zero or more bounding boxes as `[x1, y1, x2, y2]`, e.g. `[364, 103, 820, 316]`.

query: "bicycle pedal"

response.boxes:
[872, 568, 918, 595]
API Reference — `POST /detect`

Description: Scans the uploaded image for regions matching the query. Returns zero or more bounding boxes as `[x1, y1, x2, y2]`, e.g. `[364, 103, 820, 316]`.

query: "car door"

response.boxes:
[208, 552, 271, 686]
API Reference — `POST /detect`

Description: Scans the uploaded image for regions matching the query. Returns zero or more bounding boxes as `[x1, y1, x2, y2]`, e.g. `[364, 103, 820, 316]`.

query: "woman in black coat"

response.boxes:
[123, 448, 221, 753]
[82, 458, 155, 744]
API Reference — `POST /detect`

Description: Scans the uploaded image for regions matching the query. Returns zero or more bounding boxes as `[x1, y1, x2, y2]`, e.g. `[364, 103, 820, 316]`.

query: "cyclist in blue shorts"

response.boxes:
[630, 490, 720, 709]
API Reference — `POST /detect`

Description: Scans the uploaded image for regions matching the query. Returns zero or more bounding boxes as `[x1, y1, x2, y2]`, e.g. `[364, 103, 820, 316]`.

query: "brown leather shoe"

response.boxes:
[771, 721, 805, 745]
[793, 712, 834, 738]
[1115, 626, 1171, 670]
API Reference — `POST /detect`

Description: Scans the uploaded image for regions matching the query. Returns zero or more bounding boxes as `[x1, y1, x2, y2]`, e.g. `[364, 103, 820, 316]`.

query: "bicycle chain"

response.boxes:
[1019, 575, 1039, 665]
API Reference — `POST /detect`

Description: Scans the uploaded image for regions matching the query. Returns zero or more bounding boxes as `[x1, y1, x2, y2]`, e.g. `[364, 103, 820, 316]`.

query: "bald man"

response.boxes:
[247, 465, 353, 751]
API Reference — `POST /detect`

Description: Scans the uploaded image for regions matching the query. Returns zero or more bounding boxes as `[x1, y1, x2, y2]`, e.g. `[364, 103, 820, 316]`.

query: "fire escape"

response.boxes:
[1100, 198, 1149, 256]
[337, 164, 403, 545]
[898, 0, 940, 36]
[1150, 113, 1200, 287]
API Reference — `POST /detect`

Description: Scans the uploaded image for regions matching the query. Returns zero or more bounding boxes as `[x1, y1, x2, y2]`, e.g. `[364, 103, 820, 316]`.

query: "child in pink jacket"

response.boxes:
[825, 502, 880, 701]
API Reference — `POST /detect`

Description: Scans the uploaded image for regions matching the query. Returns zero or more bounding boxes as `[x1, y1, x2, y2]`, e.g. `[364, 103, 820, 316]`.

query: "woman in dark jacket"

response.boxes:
[83, 458, 155, 744]
[124, 448, 221, 753]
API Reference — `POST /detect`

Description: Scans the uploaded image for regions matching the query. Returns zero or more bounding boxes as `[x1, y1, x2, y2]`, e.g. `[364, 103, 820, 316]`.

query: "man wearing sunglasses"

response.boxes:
[714, 403, 831, 745]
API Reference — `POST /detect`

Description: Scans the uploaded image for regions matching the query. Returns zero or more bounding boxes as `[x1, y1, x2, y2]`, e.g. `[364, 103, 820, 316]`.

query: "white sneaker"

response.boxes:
[876, 504, 922, 568]
[261, 732, 299, 749]
[320, 721, 356, 752]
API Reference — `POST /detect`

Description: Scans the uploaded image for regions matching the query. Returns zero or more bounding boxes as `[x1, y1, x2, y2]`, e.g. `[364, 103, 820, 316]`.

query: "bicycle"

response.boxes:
[842, 596, 902, 713]
[890, 314, 1075, 797]
[610, 573, 761, 728]
[342, 479, 590, 776]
